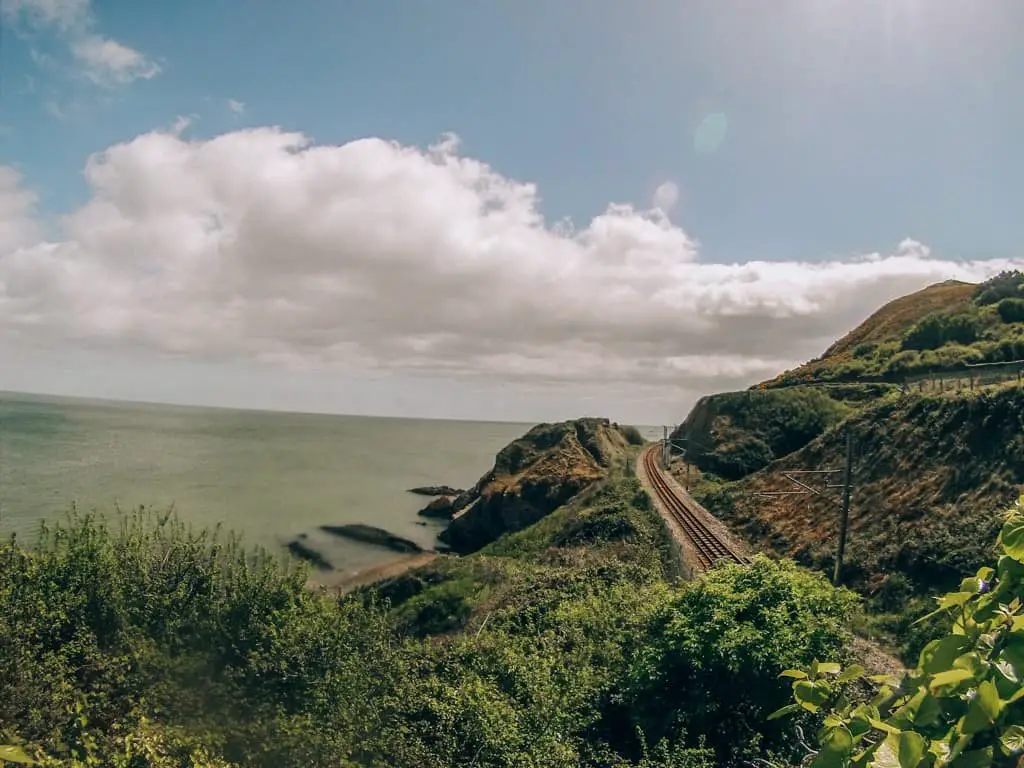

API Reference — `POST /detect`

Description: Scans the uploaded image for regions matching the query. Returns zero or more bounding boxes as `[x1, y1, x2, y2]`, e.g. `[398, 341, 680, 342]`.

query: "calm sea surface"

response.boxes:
[0, 391, 660, 575]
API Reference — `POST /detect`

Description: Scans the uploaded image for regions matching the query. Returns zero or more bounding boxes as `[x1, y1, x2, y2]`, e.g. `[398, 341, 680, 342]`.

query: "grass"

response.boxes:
[762, 272, 1024, 387]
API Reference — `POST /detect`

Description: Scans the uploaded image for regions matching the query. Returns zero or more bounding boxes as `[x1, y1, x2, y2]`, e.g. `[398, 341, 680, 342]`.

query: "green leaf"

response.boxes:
[870, 736, 901, 768]
[812, 726, 854, 768]
[0, 746, 37, 765]
[919, 636, 970, 675]
[795, 680, 831, 712]
[1000, 516, 1024, 562]
[961, 577, 983, 594]
[780, 669, 808, 679]
[818, 662, 843, 675]
[999, 724, 1024, 755]
[929, 668, 974, 693]
[977, 567, 996, 583]
[897, 731, 926, 768]
[767, 703, 801, 721]
[940, 592, 977, 609]
[960, 681, 1002, 735]
[1000, 636, 1024, 673]
[949, 747, 993, 768]
[838, 664, 867, 684]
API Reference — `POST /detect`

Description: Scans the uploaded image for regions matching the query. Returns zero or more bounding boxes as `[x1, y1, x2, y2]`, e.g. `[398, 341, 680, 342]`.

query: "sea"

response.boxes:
[0, 391, 662, 576]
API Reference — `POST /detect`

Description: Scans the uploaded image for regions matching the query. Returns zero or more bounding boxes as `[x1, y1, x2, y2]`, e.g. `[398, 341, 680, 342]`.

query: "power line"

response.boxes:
[755, 430, 855, 587]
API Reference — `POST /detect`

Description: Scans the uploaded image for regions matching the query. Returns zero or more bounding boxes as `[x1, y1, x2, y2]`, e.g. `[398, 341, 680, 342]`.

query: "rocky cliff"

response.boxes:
[437, 417, 637, 553]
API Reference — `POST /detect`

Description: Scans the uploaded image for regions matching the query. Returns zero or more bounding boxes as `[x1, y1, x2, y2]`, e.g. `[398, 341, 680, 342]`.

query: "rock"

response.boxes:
[438, 418, 633, 554]
[319, 523, 424, 554]
[415, 520, 428, 526]
[417, 495, 456, 519]
[285, 538, 334, 571]
[408, 485, 465, 497]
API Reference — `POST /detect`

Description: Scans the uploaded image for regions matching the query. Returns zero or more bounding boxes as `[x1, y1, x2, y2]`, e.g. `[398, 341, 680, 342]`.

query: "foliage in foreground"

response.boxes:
[0, 481, 858, 767]
[773, 496, 1024, 767]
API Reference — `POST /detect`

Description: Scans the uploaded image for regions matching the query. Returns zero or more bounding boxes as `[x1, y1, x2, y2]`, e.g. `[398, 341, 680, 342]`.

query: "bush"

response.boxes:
[773, 496, 1024, 766]
[621, 425, 647, 446]
[998, 297, 1024, 324]
[974, 270, 1024, 305]
[902, 312, 980, 351]
[623, 557, 859, 765]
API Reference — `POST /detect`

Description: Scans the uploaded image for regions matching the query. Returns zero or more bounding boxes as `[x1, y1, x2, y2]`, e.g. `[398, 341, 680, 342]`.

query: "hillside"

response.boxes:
[674, 272, 1024, 629]
[693, 385, 1024, 595]
[438, 417, 638, 553]
[761, 271, 1024, 387]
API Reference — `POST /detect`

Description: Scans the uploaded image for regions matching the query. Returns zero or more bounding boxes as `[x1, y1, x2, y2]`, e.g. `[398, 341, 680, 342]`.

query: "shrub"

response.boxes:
[974, 270, 1024, 306]
[903, 312, 980, 351]
[772, 496, 1024, 766]
[998, 297, 1024, 325]
[623, 557, 859, 765]
[621, 425, 647, 446]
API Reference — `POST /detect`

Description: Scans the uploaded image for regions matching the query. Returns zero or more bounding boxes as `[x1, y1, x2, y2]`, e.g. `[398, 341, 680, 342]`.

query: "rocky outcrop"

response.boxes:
[437, 418, 633, 554]
[417, 496, 457, 519]
[320, 524, 423, 553]
[286, 537, 334, 571]
[408, 485, 465, 497]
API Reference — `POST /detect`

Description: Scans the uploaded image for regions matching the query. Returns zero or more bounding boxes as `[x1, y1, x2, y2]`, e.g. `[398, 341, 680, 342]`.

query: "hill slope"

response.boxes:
[694, 385, 1024, 595]
[675, 272, 1024, 604]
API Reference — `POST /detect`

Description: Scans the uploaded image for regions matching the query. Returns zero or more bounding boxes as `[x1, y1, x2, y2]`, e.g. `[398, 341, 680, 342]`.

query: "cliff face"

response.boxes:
[438, 418, 634, 554]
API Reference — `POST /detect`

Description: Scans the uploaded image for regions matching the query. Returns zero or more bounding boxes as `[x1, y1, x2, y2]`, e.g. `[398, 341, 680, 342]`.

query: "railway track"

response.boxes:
[641, 445, 747, 571]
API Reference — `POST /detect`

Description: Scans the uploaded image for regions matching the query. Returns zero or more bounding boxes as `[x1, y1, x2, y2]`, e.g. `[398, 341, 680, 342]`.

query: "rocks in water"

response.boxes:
[417, 495, 456, 520]
[286, 538, 334, 571]
[319, 523, 423, 553]
[408, 485, 465, 497]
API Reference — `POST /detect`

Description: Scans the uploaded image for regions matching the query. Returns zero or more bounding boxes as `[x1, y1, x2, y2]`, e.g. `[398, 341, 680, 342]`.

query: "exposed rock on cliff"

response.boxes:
[437, 417, 633, 554]
[417, 496, 456, 519]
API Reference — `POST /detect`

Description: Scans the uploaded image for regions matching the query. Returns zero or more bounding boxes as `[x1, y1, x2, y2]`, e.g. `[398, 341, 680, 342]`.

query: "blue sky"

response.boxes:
[0, 0, 1022, 423]
[5, 0, 1021, 261]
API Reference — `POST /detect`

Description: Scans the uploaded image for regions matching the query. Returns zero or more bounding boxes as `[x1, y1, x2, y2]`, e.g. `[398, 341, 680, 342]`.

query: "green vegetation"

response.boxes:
[764, 273, 1024, 387]
[676, 387, 855, 479]
[669, 275, 1024, 666]
[772, 497, 1024, 767]
[695, 385, 1024, 606]
[0, 477, 861, 767]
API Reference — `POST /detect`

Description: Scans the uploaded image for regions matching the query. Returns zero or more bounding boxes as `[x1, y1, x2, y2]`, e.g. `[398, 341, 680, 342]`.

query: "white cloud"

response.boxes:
[652, 180, 680, 211]
[71, 35, 161, 86]
[3, 0, 159, 88]
[227, 99, 246, 115]
[0, 128, 1020, 419]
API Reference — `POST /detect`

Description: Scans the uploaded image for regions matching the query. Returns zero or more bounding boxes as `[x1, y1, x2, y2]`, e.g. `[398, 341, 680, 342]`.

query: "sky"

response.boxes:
[1, 0, 1023, 425]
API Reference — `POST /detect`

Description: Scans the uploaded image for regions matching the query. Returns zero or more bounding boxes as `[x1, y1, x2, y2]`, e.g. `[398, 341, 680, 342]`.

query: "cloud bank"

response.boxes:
[1, 127, 1020, 419]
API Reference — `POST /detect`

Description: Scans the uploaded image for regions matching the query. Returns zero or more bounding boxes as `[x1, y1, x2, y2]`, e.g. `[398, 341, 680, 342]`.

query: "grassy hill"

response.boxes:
[762, 271, 1024, 387]
[673, 272, 1024, 658]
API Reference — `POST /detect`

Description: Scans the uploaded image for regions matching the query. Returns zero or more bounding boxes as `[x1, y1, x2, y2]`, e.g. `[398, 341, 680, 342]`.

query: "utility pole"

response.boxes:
[756, 430, 855, 587]
[663, 426, 669, 468]
[833, 431, 853, 586]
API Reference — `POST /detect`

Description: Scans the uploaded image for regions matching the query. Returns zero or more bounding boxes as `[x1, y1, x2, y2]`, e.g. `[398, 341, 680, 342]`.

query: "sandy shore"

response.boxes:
[310, 551, 439, 594]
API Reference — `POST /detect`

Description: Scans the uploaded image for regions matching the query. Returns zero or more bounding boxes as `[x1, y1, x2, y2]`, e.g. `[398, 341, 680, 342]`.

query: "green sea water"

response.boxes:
[0, 391, 662, 576]
[0, 391, 535, 575]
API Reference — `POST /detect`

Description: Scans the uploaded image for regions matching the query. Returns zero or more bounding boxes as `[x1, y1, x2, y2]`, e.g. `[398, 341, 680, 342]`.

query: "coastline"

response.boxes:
[311, 551, 439, 594]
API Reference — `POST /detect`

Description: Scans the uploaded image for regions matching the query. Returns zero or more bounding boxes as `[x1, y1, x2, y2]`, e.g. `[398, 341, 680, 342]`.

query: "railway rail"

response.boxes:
[641, 445, 747, 571]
